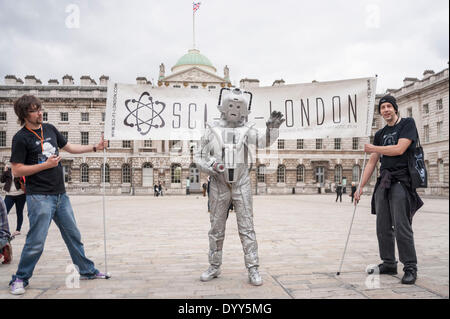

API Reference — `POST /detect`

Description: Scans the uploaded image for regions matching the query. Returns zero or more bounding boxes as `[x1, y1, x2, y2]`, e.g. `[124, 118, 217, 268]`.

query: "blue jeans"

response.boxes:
[10, 193, 98, 286]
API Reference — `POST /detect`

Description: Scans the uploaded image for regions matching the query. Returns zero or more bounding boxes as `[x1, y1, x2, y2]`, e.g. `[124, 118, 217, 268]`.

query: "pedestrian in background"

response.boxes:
[1, 163, 26, 237]
[335, 183, 343, 202]
[350, 182, 357, 203]
[202, 182, 207, 197]
[0, 197, 12, 264]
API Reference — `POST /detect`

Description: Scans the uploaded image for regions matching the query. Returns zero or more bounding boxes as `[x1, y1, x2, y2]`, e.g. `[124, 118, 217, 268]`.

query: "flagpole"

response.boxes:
[193, 8, 196, 49]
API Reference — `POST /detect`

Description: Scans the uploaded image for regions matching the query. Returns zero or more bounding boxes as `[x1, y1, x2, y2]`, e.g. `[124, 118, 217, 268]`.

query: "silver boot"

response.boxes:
[248, 267, 263, 286]
[200, 266, 221, 282]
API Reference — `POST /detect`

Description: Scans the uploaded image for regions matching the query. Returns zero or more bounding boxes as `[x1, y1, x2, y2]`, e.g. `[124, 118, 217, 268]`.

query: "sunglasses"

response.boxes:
[28, 107, 43, 114]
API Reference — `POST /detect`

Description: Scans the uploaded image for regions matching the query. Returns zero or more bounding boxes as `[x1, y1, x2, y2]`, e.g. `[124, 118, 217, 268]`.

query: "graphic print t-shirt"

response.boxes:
[373, 117, 417, 171]
[10, 124, 67, 194]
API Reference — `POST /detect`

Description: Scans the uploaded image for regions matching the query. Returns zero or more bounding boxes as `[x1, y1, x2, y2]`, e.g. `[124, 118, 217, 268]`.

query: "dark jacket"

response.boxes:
[371, 167, 423, 223]
[1, 169, 22, 193]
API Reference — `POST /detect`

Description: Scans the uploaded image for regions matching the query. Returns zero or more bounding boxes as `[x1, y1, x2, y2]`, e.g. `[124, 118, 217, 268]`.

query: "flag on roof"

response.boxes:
[193, 2, 201, 12]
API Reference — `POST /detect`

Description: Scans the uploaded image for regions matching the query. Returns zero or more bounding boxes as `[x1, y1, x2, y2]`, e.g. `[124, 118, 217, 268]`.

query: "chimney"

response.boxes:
[4, 75, 18, 85]
[422, 70, 435, 79]
[99, 75, 109, 86]
[136, 77, 148, 85]
[272, 79, 285, 87]
[24, 75, 37, 85]
[403, 77, 419, 86]
[62, 74, 74, 85]
[239, 78, 260, 89]
[80, 75, 92, 86]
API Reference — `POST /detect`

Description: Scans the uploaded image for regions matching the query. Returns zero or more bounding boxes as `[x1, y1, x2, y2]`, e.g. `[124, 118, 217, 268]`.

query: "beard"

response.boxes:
[28, 116, 42, 126]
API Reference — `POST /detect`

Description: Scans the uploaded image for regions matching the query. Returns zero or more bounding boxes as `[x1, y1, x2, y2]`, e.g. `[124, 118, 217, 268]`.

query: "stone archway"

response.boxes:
[142, 163, 154, 187]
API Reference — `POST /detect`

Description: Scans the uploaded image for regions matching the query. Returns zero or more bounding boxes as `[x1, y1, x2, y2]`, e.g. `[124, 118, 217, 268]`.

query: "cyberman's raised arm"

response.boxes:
[247, 111, 284, 149]
[248, 126, 280, 149]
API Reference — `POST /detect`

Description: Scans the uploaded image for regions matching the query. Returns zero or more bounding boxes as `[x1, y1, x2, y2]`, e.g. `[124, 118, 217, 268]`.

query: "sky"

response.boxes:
[0, 0, 448, 93]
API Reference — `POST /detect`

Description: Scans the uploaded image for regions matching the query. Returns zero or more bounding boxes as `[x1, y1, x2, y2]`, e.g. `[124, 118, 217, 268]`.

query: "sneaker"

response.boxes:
[200, 266, 221, 282]
[80, 271, 111, 280]
[401, 268, 417, 285]
[10, 278, 26, 295]
[1, 243, 12, 264]
[248, 267, 263, 286]
[367, 263, 397, 275]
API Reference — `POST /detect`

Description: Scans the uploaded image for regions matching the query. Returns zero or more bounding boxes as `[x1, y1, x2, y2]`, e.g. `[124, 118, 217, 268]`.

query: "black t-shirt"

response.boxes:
[373, 117, 417, 171]
[10, 123, 67, 195]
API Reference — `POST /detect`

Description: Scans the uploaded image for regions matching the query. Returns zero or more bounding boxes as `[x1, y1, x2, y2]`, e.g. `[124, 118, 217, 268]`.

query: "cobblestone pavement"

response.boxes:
[1, 194, 448, 299]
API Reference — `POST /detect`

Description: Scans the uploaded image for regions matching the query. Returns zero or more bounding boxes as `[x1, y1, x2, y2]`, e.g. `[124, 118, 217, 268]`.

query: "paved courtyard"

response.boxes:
[1, 194, 448, 299]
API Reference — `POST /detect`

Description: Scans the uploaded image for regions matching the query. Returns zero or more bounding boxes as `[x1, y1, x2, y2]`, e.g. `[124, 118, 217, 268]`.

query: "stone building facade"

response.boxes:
[0, 52, 448, 196]
[386, 68, 449, 196]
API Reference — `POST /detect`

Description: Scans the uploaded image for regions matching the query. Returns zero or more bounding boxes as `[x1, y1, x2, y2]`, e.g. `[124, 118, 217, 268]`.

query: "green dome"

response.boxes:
[172, 49, 216, 72]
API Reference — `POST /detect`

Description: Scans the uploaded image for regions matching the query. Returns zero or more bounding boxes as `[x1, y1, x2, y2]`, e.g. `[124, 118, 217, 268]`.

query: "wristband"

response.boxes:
[93, 146, 97, 152]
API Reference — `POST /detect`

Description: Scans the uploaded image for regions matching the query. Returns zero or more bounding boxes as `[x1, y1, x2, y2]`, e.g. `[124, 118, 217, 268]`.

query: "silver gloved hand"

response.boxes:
[266, 111, 285, 129]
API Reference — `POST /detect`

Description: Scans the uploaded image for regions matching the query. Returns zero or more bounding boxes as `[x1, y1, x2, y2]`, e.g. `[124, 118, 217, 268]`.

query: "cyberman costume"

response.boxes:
[195, 88, 284, 286]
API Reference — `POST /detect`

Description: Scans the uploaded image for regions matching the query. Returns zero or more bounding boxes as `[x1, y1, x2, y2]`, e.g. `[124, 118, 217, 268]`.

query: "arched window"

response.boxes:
[352, 165, 360, 182]
[297, 165, 305, 182]
[171, 164, 182, 183]
[122, 164, 131, 183]
[277, 165, 286, 183]
[80, 164, 89, 183]
[142, 162, 154, 187]
[257, 165, 266, 183]
[334, 165, 342, 183]
[101, 163, 110, 183]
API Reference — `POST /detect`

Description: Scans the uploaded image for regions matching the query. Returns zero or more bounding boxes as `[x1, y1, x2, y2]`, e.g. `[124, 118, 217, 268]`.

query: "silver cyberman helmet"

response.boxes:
[217, 88, 253, 123]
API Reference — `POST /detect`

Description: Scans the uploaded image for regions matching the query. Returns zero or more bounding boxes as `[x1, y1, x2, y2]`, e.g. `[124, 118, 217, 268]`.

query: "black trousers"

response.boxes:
[4, 194, 26, 232]
[374, 182, 417, 271]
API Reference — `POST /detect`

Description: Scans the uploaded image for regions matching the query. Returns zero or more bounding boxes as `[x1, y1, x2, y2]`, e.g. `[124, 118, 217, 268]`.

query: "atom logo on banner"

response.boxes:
[123, 91, 166, 135]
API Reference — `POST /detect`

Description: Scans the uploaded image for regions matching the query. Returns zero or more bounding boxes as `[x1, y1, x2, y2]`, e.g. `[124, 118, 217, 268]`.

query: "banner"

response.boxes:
[105, 77, 376, 140]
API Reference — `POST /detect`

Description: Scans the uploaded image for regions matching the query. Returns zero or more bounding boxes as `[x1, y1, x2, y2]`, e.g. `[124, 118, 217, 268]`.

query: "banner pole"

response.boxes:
[336, 151, 368, 276]
[102, 145, 108, 275]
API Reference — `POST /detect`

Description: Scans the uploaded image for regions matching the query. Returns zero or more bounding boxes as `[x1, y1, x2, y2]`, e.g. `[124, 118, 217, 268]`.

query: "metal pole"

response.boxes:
[336, 152, 368, 276]
[102, 146, 108, 275]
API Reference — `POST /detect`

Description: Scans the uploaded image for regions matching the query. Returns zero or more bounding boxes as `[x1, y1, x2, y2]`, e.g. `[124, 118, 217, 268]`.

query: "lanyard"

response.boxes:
[26, 125, 44, 152]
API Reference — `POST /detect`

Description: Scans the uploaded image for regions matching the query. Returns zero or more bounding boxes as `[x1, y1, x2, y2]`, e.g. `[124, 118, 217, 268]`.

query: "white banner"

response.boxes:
[105, 77, 376, 140]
